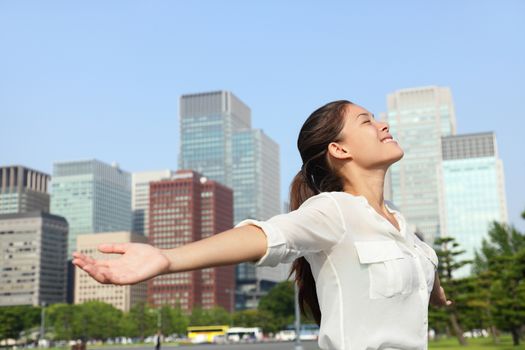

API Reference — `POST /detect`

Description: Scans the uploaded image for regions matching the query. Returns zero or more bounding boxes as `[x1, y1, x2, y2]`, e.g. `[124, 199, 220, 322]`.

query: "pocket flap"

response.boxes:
[354, 240, 404, 264]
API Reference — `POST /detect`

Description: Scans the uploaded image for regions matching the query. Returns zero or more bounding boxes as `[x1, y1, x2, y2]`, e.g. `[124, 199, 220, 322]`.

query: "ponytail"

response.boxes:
[289, 170, 322, 325]
[289, 100, 350, 326]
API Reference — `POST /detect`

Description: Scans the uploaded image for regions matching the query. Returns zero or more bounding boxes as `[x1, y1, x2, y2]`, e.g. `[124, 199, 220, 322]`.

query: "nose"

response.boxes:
[376, 120, 389, 132]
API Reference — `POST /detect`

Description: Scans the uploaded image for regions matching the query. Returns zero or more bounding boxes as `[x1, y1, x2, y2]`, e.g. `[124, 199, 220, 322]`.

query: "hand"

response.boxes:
[72, 243, 170, 285]
[430, 286, 453, 307]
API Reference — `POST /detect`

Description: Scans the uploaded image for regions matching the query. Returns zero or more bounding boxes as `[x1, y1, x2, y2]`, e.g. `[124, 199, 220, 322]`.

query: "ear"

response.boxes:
[328, 142, 352, 160]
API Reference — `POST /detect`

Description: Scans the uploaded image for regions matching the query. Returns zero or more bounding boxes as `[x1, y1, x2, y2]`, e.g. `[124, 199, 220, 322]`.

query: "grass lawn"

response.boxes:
[429, 336, 525, 350]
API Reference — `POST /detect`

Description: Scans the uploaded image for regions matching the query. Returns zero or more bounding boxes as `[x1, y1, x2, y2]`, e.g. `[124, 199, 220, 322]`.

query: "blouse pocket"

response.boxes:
[354, 240, 413, 299]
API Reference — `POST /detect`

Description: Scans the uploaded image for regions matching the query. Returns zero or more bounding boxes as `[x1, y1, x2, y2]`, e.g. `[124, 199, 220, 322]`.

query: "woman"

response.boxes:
[73, 100, 451, 350]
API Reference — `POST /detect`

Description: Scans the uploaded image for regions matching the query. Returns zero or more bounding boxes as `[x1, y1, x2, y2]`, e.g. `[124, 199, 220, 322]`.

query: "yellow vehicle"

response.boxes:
[187, 325, 229, 344]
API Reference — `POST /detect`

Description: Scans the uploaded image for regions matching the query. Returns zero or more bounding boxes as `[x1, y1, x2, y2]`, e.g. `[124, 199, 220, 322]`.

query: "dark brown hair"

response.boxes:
[289, 100, 352, 325]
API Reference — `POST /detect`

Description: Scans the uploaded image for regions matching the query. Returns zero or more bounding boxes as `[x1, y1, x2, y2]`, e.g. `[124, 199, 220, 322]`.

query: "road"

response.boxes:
[92, 342, 320, 350]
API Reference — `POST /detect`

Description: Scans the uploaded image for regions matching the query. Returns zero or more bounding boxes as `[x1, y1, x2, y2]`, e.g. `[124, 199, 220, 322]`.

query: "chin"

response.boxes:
[385, 148, 404, 166]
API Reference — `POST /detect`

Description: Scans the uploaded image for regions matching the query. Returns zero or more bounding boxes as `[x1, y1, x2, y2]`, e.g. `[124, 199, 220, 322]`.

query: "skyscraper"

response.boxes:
[439, 132, 508, 275]
[179, 91, 251, 187]
[148, 170, 234, 312]
[386, 86, 457, 243]
[232, 129, 280, 223]
[0, 211, 68, 306]
[179, 91, 283, 309]
[232, 129, 282, 300]
[132, 170, 175, 236]
[0, 165, 50, 214]
[51, 159, 132, 302]
[51, 159, 132, 256]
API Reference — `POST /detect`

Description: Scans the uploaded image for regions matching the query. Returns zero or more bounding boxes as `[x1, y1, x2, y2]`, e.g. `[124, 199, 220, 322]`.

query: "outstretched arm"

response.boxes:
[429, 272, 452, 307]
[72, 224, 267, 285]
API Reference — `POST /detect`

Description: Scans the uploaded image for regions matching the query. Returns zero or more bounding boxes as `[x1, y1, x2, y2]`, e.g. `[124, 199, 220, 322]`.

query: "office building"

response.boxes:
[0, 165, 50, 214]
[51, 159, 132, 256]
[148, 170, 234, 312]
[0, 211, 68, 306]
[439, 132, 508, 276]
[200, 178, 235, 311]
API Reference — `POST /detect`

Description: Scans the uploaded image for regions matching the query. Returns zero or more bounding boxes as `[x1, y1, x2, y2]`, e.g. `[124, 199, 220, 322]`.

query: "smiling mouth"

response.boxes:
[381, 137, 396, 144]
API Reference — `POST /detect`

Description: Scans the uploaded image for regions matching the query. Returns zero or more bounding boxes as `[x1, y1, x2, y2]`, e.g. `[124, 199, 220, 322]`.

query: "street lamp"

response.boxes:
[225, 288, 235, 313]
[40, 302, 46, 348]
[157, 308, 162, 331]
[294, 283, 303, 350]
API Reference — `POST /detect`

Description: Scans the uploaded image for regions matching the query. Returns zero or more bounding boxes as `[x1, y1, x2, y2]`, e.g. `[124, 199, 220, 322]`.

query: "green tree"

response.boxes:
[475, 221, 525, 346]
[165, 305, 189, 335]
[464, 268, 499, 343]
[152, 305, 190, 336]
[205, 306, 231, 325]
[71, 301, 123, 341]
[121, 302, 156, 339]
[258, 281, 295, 331]
[189, 306, 230, 326]
[0, 306, 40, 342]
[433, 236, 472, 346]
[233, 309, 276, 333]
[189, 306, 208, 326]
[46, 303, 75, 341]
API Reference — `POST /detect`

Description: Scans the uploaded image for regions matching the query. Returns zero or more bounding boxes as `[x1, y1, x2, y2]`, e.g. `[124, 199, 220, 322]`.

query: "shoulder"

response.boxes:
[304, 191, 366, 206]
[295, 192, 349, 231]
[299, 191, 366, 213]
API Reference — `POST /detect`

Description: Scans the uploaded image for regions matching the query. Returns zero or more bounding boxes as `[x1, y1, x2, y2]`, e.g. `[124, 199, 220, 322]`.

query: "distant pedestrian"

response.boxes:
[154, 331, 161, 350]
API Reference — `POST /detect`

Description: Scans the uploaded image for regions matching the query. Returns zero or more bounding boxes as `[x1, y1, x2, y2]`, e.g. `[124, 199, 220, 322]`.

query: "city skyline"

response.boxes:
[1, 1, 523, 232]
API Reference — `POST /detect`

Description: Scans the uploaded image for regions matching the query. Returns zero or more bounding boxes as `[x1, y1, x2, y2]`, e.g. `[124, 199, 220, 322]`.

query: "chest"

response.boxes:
[356, 239, 436, 298]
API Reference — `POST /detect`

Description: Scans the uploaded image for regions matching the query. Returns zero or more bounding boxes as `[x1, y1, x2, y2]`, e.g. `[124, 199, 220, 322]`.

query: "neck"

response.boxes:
[342, 166, 388, 210]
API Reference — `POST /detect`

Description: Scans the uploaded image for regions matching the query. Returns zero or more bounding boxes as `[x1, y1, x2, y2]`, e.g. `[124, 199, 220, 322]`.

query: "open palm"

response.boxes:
[72, 243, 170, 285]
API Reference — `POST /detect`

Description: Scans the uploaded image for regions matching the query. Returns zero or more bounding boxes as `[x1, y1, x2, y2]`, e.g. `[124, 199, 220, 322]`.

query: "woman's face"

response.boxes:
[330, 104, 404, 169]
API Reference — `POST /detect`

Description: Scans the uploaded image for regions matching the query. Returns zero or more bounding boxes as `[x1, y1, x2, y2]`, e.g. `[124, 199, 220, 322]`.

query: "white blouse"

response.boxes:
[235, 191, 438, 350]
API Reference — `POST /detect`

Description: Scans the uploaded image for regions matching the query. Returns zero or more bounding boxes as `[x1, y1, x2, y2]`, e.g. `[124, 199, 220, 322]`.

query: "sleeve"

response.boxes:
[234, 193, 347, 267]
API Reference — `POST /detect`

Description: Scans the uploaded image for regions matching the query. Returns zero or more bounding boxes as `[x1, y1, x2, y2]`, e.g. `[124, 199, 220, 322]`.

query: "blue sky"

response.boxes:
[1, 1, 524, 231]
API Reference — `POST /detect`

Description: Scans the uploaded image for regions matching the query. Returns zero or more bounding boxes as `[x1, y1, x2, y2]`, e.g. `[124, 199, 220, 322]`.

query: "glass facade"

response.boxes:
[179, 91, 251, 188]
[386, 86, 457, 243]
[439, 133, 508, 276]
[51, 160, 132, 256]
[180, 114, 228, 185]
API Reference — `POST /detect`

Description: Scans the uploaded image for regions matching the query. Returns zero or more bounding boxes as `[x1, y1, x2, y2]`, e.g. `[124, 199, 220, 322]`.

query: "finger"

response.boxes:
[98, 243, 130, 254]
[83, 264, 111, 284]
[72, 252, 97, 265]
[72, 258, 88, 269]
